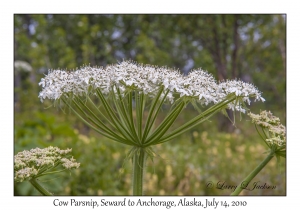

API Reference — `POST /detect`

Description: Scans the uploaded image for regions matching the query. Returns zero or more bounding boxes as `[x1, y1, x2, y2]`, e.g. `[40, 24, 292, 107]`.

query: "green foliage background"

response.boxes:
[14, 14, 286, 195]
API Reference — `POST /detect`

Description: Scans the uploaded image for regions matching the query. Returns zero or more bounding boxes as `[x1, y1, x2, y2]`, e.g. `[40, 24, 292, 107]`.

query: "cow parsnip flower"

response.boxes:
[14, 146, 80, 195]
[14, 146, 80, 182]
[39, 61, 264, 109]
[38, 61, 264, 195]
[231, 110, 286, 196]
[248, 110, 286, 148]
[38, 61, 264, 146]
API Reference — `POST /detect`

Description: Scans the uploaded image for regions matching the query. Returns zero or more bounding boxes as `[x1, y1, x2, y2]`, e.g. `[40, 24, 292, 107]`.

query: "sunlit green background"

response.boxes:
[14, 14, 286, 195]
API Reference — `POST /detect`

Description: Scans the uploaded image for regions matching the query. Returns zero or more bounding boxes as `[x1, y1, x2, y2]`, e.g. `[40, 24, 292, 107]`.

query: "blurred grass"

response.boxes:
[14, 106, 286, 196]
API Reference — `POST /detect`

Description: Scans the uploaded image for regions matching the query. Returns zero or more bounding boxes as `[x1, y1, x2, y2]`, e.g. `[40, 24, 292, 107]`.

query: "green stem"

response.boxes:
[231, 151, 274, 196]
[29, 178, 53, 196]
[132, 147, 147, 195]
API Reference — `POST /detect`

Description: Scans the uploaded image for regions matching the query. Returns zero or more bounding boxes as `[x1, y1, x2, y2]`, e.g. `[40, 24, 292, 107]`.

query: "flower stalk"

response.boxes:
[231, 151, 275, 196]
[132, 147, 147, 195]
[29, 178, 53, 196]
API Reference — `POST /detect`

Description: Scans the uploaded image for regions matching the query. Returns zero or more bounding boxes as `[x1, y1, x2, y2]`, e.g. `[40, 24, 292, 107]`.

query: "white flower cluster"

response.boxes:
[14, 146, 80, 182]
[248, 111, 286, 146]
[14, 167, 38, 182]
[39, 61, 264, 111]
[14, 60, 33, 73]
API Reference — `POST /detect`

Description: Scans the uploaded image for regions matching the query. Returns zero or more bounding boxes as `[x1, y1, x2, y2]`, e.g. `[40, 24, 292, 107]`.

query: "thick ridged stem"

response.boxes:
[132, 147, 147, 195]
[29, 178, 53, 196]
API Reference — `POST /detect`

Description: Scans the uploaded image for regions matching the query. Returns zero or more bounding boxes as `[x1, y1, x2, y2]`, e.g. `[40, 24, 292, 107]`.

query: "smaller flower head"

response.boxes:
[248, 110, 286, 147]
[14, 146, 80, 182]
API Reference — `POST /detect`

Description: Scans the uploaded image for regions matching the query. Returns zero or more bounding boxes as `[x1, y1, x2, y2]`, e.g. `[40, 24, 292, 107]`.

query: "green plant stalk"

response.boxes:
[231, 151, 274, 196]
[29, 178, 53, 196]
[132, 147, 147, 195]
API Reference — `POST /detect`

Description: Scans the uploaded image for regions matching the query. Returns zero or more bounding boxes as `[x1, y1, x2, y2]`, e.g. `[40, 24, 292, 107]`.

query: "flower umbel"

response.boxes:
[38, 61, 264, 109]
[14, 146, 80, 182]
[231, 111, 286, 196]
[38, 61, 265, 195]
[248, 110, 286, 147]
[38, 61, 264, 147]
